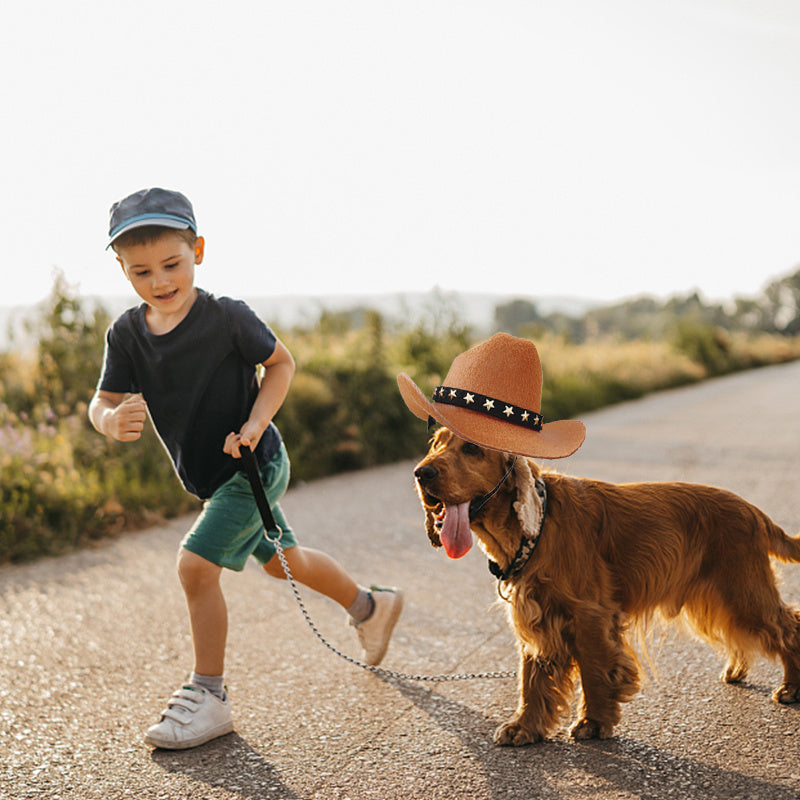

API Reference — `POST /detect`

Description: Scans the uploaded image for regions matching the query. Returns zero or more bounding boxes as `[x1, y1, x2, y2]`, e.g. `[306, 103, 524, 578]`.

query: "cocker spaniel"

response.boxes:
[413, 427, 800, 745]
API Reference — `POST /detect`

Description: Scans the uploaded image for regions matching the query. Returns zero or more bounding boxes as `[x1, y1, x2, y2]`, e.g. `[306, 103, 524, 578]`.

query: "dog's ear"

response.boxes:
[511, 457, 544, 536]
[416, 482, 443, 548]
[424, 508, 442, 548]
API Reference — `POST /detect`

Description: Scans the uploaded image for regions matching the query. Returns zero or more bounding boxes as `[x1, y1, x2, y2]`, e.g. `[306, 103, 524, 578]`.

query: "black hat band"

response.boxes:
[432, 385, 543, 431]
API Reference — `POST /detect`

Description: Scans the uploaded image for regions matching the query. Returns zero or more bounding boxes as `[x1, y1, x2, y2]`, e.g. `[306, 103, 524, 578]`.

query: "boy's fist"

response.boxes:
[224, 420, 265, 459]
[105, 394, 147, 441]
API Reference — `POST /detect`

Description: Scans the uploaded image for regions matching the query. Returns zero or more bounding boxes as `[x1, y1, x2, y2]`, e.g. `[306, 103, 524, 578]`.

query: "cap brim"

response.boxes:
[397, 372, 585, 459]
[106, 217, 192, 249]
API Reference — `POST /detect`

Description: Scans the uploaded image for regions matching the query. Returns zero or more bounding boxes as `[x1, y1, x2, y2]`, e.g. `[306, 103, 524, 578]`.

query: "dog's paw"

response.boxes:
[773, 683, 800, 704]
[493, 720, 544, 747]
[569, 718, 613, 741]
[722, 660, 749, 684]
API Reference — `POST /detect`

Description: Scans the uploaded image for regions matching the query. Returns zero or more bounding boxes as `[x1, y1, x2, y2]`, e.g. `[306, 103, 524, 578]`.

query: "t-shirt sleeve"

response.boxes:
[224, 299, 277, 365]
[97, 323, 138, 393]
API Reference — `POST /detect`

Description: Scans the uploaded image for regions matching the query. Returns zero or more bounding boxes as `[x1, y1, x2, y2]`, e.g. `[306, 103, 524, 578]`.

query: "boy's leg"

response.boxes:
[263, 545, 359, 608]
[178, 548, 228, 676]
[255, 445, 403, 664]
[263, 545, 403, 666]
[144, 548, 233, 750]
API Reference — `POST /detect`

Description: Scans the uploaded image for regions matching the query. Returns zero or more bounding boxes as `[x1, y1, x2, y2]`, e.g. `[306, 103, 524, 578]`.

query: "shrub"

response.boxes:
[277, 313, 433, 481]
[0, 402, 102, 560]
[538, 337, 705, 420]
[33, 271, 111, 414]
[671, 320, 732, 376]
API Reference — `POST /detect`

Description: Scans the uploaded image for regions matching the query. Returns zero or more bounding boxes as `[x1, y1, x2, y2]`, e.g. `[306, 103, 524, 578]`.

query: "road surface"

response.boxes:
[2, 361, 800, 799]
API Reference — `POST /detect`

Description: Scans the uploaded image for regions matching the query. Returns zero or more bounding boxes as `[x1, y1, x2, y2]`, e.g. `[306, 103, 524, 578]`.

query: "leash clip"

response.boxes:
[264, 525, 284, 544]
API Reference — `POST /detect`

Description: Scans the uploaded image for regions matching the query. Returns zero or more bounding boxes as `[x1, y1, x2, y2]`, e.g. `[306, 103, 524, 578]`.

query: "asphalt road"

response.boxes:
[3, 361, 800, 800]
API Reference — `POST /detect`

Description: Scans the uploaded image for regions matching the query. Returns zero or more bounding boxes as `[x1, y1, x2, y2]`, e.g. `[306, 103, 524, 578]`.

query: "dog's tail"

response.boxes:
[767, 518, 800, 563]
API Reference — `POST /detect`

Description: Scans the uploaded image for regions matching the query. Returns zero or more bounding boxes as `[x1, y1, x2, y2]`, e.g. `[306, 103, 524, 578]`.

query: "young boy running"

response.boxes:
[89, 187, 403, 750]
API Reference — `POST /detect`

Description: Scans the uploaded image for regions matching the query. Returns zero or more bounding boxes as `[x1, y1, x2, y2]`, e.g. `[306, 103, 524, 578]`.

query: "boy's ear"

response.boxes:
[116, 256, 131, 282]
[194, 236, 205, 265]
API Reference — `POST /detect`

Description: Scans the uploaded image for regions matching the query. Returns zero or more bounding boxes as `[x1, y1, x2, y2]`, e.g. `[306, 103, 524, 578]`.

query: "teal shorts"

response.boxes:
[181, 443, 298, 571]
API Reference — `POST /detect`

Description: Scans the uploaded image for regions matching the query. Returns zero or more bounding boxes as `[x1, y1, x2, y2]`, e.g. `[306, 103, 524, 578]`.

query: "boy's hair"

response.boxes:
[111, 225, 198, 253]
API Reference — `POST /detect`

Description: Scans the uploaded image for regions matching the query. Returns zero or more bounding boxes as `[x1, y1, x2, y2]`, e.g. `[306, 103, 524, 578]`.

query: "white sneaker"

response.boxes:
[144, 685, 233, 749]
[352, 586, 404, 666]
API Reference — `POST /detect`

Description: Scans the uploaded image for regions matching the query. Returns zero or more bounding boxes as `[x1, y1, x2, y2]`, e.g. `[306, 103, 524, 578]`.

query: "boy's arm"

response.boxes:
[224, 338, 296, 459]
[88, 390, 148, 441]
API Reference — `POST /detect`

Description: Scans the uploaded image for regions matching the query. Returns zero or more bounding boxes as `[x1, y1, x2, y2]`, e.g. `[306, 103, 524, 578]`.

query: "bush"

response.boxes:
[0, 403, 101, 560]
[671, 320, 732, 376]
[33, 271, 112, 414]
[277, 311, 438, 481]
[538, 337, 705, 421]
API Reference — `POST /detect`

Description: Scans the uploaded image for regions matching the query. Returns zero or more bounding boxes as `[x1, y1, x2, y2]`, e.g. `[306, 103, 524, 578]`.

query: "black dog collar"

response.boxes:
[488, 477, 548, 583]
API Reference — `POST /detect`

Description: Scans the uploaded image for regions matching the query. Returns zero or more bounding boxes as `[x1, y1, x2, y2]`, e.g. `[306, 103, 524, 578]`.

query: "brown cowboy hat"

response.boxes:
[397, 333, 585, 459]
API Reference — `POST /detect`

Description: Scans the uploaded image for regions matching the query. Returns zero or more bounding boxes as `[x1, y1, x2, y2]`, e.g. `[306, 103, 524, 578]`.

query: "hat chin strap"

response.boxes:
[468, 456, 517, 522]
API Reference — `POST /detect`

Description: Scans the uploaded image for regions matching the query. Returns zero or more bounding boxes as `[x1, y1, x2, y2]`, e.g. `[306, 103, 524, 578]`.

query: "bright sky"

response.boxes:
[2, 0, 800, 309]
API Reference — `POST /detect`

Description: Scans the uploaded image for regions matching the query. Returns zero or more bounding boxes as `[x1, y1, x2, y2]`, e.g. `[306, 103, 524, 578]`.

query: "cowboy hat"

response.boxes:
[397, 333, 585, 459]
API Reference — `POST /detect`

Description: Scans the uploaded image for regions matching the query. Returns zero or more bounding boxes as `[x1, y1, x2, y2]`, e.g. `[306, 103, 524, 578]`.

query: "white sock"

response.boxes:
[347, 588, 374, 624]
[190, 672, 226, 700]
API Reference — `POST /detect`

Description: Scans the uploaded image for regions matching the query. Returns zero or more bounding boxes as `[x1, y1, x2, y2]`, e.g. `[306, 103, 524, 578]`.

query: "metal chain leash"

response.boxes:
[238, 447, 515, 682]
[266, 529, 516, 683]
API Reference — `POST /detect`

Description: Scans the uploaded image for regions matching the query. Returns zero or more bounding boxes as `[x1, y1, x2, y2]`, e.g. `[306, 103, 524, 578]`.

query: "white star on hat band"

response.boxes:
[432, 385, 543, 431]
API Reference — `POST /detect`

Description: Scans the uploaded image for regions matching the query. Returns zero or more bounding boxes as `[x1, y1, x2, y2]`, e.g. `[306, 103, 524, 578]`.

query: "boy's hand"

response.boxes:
[104, 394, 147, 441]
[224, 420, 266, 459]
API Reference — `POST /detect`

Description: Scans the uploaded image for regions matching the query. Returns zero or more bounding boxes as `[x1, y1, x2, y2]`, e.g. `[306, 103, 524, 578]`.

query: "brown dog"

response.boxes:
[413, 427, 800, 745]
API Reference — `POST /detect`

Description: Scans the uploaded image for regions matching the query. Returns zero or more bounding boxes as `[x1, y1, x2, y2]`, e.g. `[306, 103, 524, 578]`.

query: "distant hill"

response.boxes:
[6, 268, 798, 353]
[245, 290, 596, 331]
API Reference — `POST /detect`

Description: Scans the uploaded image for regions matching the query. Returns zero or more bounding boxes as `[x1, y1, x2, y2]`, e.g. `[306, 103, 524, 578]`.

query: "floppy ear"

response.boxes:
[416, 483, 443, 548]
[512, 457, 544, 537]
[424, 507, 442, 548]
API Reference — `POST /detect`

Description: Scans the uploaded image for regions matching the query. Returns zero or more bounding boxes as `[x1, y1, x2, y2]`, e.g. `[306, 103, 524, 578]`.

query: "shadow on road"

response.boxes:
[585, 737, 797, 800]
[391, 678, 798, 800]
[150, 732, 300, 799]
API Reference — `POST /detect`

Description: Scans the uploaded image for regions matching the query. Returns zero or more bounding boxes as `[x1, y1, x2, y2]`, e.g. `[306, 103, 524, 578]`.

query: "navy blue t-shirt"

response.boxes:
[97, 289, 282, 499]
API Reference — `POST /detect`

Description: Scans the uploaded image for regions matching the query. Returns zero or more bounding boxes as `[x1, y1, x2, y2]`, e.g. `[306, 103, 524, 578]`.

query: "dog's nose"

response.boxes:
[414, 465, 438, 484]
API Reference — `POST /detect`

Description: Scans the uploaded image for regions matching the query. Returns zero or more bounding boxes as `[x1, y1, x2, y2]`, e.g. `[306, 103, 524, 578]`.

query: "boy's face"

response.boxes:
[116, 232, 204, 322]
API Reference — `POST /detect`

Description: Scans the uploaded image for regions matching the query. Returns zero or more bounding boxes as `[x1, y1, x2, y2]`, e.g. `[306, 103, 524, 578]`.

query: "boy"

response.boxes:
[89, 188, 403, 750]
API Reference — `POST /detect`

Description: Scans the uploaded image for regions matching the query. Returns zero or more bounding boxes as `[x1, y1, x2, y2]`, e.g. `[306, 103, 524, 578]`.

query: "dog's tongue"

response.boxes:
[440, 501, 472, 559]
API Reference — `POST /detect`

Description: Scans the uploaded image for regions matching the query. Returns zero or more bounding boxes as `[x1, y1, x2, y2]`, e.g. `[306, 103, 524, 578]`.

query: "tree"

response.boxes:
[494, 299, 542, 336]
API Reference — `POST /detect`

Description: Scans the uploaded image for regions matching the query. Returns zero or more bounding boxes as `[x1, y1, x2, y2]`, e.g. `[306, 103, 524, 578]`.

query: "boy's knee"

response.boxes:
[263, 545, 303, 579]
[262, 558, 284, 579]
[178, 547, 221, 591]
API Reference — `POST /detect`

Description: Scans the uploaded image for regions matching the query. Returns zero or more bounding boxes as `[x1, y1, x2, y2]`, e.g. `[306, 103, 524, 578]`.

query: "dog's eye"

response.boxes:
[461, 442, 483, 456]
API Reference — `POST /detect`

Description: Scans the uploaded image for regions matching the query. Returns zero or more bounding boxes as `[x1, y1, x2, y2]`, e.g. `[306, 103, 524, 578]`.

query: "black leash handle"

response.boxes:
[239, 446, 281, 535]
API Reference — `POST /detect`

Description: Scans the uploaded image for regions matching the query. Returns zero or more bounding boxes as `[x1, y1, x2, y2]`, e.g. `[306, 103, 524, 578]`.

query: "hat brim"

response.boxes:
[398, 373, 585, 459]
[106, 217, 193, 249]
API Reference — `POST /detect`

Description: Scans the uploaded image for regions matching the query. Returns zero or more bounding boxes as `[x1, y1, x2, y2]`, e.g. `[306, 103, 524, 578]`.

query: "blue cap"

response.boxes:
[107, 188, 197, 248]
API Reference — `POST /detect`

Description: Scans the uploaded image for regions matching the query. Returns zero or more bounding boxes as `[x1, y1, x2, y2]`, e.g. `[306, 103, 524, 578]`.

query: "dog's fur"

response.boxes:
[414, 427, 800, 745]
